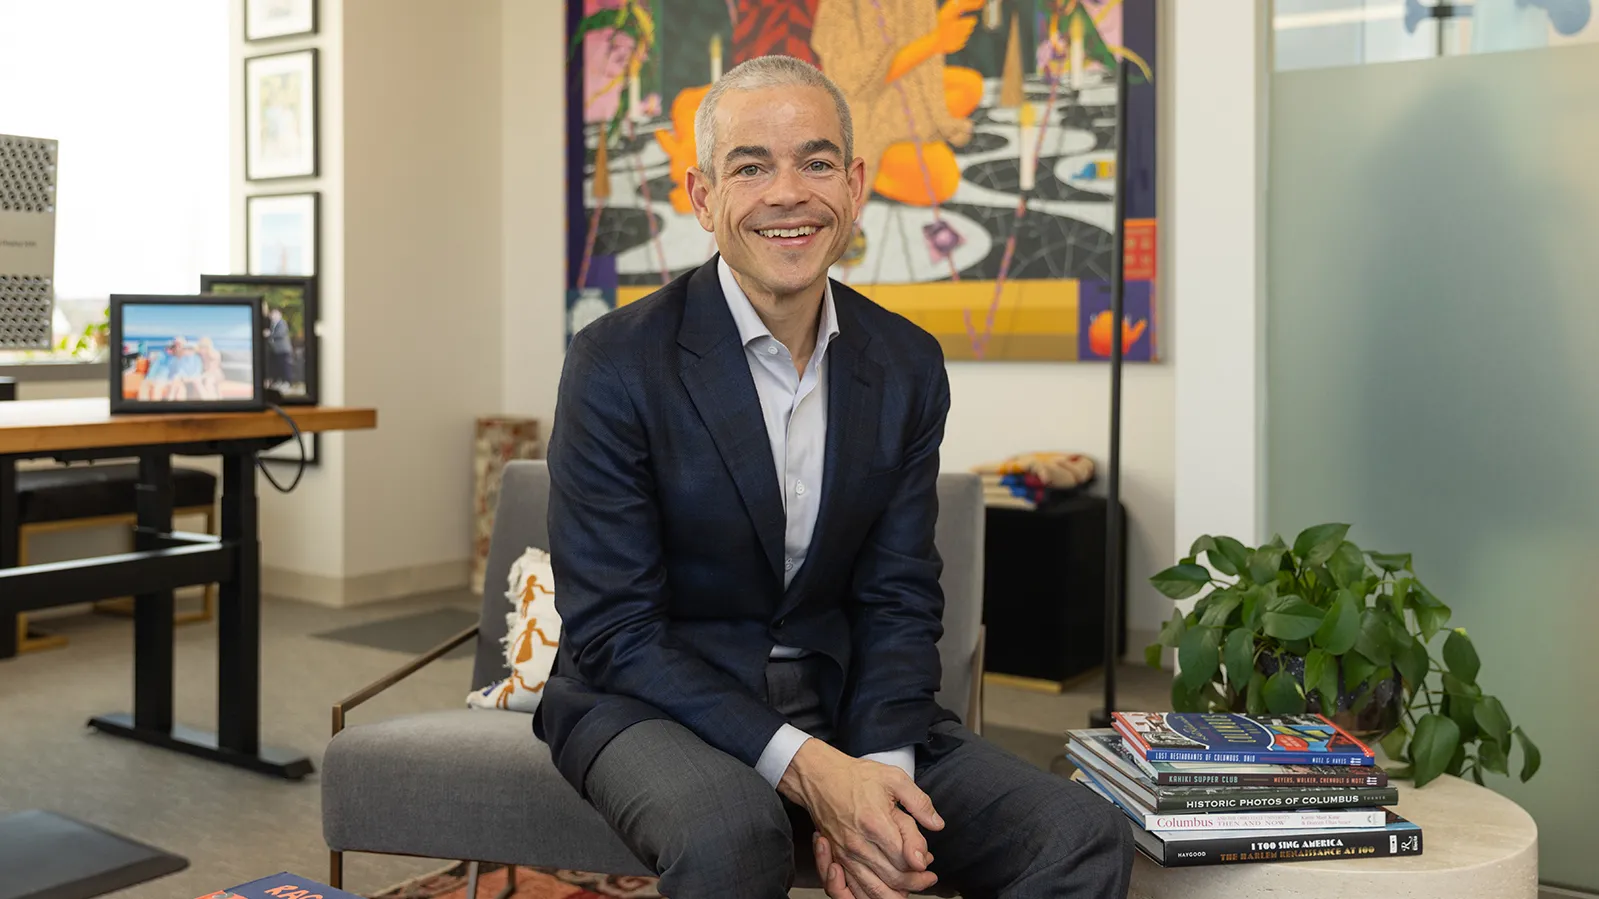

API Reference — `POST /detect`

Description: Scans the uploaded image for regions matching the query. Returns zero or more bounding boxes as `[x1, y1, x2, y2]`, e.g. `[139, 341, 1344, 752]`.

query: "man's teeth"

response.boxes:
[757, 226, 818, 238]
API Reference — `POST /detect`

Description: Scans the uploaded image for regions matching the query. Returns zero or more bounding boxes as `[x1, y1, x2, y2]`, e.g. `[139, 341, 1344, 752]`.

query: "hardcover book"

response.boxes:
[1068, 729, 1394, 796]
[1113, 712, 1375, 767]
[1075, 770, 1423, 868]
[196, 873, 363, 899]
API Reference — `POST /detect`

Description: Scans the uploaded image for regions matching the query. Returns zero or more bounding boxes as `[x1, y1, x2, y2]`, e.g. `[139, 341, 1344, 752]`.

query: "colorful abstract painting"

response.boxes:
[565, 0, 1158, 361]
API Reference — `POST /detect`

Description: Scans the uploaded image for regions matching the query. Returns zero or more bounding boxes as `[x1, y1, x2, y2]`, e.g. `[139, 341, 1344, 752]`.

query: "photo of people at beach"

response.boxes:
[119, 303, 258, 402]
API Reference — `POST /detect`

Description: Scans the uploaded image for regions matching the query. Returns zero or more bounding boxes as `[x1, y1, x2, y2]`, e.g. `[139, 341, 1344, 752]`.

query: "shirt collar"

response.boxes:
[718, 255, 839, 355]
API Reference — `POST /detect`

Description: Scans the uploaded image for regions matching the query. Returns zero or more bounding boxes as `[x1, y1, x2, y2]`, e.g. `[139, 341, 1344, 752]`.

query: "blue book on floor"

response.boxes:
[197, 872, 362, 899]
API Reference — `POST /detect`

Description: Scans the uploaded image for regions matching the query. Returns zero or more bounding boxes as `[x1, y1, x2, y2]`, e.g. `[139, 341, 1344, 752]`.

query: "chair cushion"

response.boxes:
[321, 708, 650, 876]
[15, 463, 216, 524]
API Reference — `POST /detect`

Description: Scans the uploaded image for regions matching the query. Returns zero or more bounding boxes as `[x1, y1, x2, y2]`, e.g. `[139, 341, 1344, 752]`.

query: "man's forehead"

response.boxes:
[716, 86, 841, 135]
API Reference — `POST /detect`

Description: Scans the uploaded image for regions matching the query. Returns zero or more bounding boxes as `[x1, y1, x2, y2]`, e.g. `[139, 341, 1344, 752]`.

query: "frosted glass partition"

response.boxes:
[1267, 45, 1599, 890]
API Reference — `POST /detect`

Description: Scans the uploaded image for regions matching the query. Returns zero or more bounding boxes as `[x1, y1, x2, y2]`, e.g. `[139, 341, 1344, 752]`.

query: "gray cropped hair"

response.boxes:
[693, 55, 854, 180]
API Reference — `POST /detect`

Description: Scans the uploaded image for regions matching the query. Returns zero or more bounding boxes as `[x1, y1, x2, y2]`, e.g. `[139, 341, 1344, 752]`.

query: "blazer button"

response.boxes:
[776, 617, 787, 628]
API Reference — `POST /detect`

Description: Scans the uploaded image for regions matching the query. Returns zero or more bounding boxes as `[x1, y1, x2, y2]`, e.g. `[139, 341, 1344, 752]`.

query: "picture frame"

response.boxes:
[245, 48, 318, 181]
[200, 274, 320, 406]
[246, 192, 319, 276]
[245, 0, 318, 42]
[262, 431, 319, 466]
[108, 295, 266, 415]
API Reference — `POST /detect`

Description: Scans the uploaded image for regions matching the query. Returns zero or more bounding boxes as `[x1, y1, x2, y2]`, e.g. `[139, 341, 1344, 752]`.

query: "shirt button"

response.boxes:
[795, 480, 806, 495]
[766, 344, 779, 355]
[784, 557, 795, 571]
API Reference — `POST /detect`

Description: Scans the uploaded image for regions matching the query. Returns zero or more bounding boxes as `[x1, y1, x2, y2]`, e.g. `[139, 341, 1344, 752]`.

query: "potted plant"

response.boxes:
[1145, 523, 1540, 788]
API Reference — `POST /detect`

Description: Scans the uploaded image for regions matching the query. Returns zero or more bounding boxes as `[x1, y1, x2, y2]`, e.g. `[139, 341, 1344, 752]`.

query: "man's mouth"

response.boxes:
[755, 225, 820, 239]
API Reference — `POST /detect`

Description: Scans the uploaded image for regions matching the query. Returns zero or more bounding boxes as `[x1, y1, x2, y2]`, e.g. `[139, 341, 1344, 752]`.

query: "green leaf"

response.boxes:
[1318, 655, 1341, 715]
[1151, 563, 1212, 599]
[1479, 739, 1509, 776]
[1514, 727, 1541, 781]
[1383, 609, 1414, 658]
[1293, 523, 1350, 567]
[1395, 635, 1430, 690]
[1178, 626, 1222, 691]
[1386, 763, 1415, 780]
[1246, 669, 1267, 715]
[1410, 714, 1461, 787]
[1443, 628, 1480, 684]
[1327, 541, 1368, 588]
[1156, 609, 1187, 648]
[1470, 762, 1485, 785]
[1200, 680, 1229, 712]
[1262, 599, 1324, 641]
[1189, 534, 1217, 559]
[1224, 627, 1256, 690]
[1264, 669, 1307, 715]
[1171, 675, 1203, 712]
[1369, 551, 1412, 572]
[1412, 581, 1445, 608]
[1303, 649, 1330, 706]
[1380, 722, 1410, 762]
[1247, 545, 1286, 586]
[1213, 536, 1251, 578]
[1443, 693, 1479, 743]
[1144, 642, 1164, 668]
[1342, 652, 1376, 694]
[1314, 590, 1361, 655]
[1442, 672, 1482, 700]
[1199, 591, 1243, 627]
[1415, 603, 1450, 644]
[1475, 696, 1511, 748]
[1388, 578, 1411, 620]
[1354, 608, 1394, 665]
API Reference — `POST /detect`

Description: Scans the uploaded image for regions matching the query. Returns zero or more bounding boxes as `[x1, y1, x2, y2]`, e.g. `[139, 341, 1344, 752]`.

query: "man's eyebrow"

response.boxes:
[723, 145, 773, 165]
[796, 138, 843, 159]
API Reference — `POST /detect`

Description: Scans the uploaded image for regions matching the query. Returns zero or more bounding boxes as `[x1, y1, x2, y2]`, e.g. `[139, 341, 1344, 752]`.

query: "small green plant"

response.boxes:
[1146, 523, 1540, 788]
[56, 307, 109, 360]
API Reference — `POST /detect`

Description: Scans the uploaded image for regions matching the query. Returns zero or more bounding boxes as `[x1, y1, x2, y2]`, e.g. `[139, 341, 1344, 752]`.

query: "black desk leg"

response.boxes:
[217, 449, 260, 755]
[0, 456, 17, 660]
[89, 449, 312, 780]
[132, 453, 175, 732]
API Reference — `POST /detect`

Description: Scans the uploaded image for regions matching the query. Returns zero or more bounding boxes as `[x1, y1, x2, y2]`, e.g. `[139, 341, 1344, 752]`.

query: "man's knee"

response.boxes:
[657, 773, 794, 875]
[1049, 784, 1135, 871]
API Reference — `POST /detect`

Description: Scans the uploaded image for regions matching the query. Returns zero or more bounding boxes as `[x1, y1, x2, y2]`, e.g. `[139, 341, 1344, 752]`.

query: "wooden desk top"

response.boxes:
[0, 398, 377, 455]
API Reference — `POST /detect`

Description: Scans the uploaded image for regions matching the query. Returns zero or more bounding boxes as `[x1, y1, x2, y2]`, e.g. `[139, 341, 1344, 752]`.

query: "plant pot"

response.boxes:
[1255, 651, 1403, 740]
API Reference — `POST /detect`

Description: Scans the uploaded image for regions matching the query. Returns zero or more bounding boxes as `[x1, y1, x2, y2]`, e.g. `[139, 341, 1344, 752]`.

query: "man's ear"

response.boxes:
[846, 155, 868, 217]
[686, 167, 715, 232]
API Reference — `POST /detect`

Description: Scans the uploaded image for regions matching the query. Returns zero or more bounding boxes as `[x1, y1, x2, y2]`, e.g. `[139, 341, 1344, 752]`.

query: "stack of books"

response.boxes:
[1066, 712, 1425, 867]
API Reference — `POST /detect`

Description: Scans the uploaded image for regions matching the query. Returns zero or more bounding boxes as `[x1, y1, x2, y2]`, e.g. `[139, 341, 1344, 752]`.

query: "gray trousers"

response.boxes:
[583, 656, 1134, 899]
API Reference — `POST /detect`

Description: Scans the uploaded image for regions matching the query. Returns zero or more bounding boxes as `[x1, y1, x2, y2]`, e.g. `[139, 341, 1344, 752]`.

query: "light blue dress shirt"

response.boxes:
[715, 258, 917, 788]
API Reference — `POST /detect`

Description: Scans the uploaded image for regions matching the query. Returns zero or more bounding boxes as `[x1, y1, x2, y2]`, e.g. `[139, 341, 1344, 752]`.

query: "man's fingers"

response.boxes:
[894, 811, 932, 871]
[814, 835, 855, 899]
[888, 779, 946, 832]
[842, 861, 909, 899]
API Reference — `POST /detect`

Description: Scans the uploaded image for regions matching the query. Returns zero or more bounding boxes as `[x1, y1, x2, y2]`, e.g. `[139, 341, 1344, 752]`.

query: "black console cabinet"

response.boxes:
[981, 493, 1128, 689]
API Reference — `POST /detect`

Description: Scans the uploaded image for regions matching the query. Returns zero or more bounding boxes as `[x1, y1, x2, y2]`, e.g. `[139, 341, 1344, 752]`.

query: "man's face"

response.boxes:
[687, 85, 865, 301]
[270, 309, 282, 321]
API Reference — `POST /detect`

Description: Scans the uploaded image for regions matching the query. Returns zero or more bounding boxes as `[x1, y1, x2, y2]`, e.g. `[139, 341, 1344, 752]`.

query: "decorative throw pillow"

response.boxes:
[466, 547, 562, 713]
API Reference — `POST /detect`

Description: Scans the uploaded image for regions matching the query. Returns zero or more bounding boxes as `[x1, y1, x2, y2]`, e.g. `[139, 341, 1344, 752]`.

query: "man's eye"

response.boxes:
[737, 164, 761, 177]
[807, 160, 832, 172]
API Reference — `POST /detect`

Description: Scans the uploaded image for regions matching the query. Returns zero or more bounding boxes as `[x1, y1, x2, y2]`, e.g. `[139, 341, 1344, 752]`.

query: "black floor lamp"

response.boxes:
[1089, 59, 1131, 730]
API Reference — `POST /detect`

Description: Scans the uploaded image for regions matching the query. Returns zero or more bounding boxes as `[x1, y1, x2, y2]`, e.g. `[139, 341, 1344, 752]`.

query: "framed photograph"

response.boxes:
[200, 274, 319, 405]
[262, 431, 319, 466]
[246, 0, 318, 42]
[245, 48, 318, 180]
[247, 192, 318, 276]
[109, 295, 266, 414]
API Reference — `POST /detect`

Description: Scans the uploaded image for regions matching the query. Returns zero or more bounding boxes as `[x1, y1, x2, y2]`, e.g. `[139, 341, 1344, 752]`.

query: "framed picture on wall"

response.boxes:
[200, 274, 320, 405]
[245, 48, 318, 180]
[262, 432, 319, 466]
[245, 0, 318, 42]
[246, 191, 318, 276]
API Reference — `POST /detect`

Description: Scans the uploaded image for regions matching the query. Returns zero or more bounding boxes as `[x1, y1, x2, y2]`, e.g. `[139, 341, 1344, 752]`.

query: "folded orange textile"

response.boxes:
[972, 451, 1096, 489]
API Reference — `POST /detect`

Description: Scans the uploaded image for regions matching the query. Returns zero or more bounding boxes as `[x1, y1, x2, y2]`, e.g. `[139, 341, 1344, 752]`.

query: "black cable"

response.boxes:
[256, 402, 306, 493]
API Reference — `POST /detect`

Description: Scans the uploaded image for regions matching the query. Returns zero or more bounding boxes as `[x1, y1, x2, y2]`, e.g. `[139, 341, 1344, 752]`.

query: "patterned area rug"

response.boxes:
[368, 862, 659, 899]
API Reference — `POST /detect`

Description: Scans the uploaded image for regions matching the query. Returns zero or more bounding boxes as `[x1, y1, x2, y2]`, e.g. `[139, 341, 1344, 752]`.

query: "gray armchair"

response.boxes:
[322, 460, 985, 894]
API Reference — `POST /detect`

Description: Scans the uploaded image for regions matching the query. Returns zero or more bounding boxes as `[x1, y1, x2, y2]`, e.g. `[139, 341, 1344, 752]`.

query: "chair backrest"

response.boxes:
[471, 461, 986, 716]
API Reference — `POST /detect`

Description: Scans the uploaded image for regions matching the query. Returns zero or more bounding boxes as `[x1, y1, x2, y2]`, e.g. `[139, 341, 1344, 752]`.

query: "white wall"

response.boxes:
[340, 0, 505, 592]
[497, 0, 1179, 640]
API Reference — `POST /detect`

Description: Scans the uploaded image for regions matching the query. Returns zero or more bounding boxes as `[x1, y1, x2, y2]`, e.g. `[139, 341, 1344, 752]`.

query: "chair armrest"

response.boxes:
[967, 625, 985, 736]
[330, 623, 479, 737]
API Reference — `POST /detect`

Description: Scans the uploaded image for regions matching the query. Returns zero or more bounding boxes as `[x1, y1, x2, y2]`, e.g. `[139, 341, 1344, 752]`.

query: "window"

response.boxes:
[0, 0, 230, 362]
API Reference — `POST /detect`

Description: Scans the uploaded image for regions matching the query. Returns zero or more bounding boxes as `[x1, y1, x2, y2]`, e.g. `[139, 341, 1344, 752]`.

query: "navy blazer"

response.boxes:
[533, 256, 959, 796]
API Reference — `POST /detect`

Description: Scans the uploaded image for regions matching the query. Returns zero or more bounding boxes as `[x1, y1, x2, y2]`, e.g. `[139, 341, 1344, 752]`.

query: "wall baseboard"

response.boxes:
[264, 558, 469, 608]
[1542, 885, 1599, 899]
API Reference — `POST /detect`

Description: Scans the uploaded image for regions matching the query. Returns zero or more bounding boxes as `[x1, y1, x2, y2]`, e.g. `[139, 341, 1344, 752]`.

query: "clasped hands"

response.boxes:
[778, 739, 945, 899]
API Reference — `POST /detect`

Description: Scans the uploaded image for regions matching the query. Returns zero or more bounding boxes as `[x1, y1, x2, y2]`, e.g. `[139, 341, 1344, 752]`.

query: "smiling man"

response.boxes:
[536, 56, 1134, 899]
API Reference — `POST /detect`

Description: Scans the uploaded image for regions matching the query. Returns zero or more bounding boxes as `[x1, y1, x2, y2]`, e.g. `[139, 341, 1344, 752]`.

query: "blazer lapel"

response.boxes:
[780, 288, 882, 610]
[678, 258, 787, 584]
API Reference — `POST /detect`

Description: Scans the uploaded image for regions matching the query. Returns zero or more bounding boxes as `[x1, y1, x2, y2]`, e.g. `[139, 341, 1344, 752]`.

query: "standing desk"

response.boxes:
[0, 398, 376, 779]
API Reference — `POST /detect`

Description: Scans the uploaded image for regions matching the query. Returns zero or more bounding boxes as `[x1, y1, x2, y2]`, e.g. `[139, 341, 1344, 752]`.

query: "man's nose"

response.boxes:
[763, 165, 807, 205]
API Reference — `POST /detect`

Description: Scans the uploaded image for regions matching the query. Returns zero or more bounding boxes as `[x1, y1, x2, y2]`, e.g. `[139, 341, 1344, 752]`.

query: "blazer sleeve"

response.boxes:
[836, 357, 952, 758]
[545, 332, 789, 768]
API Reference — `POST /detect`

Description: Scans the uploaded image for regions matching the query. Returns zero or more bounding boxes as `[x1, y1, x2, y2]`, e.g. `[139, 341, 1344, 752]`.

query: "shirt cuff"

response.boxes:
[862, 746, 916, 781]
[755, 723, 814, 788]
